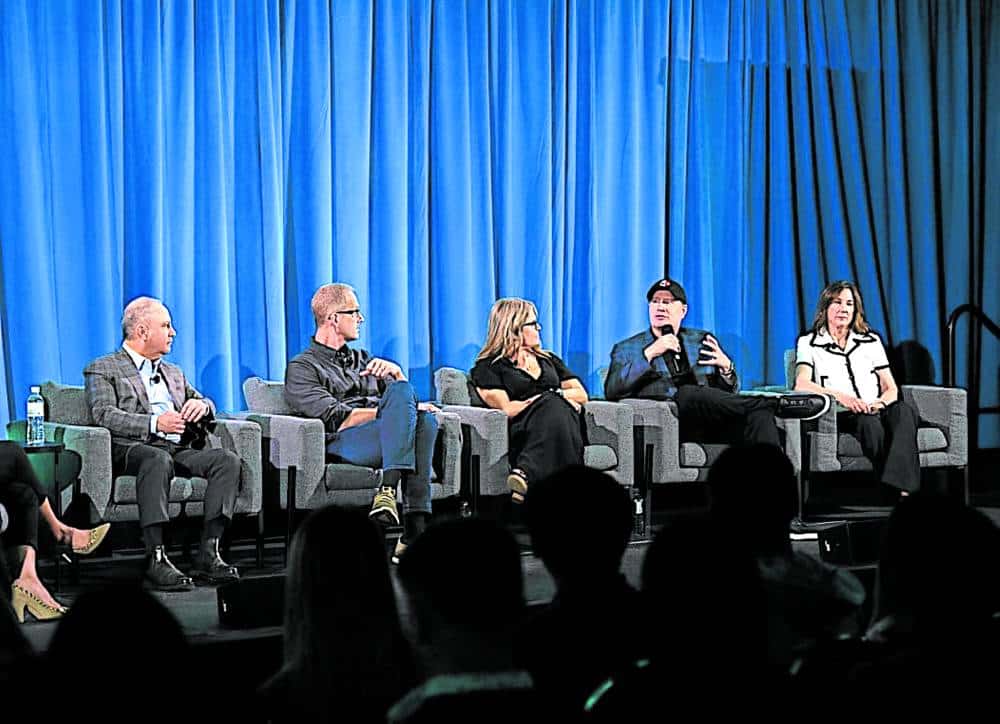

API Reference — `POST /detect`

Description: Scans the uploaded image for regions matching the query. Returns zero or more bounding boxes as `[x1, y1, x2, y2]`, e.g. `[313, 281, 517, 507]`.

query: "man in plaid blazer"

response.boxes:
[604, 278, 829, 447]
[84, 297, 240, 591]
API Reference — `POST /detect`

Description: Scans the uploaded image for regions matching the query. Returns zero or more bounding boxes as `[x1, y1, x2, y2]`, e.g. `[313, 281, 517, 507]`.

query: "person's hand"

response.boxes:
[566, 399, 582, 412]
[867, 400, 886, 415]
[698, 334, 732, 373]
[361, 358, 405, 380]
[511, 394, 541, 416]
[644, 333, 681, 363]
[156, 411, 187, 434]
[180, 398, 210, 422]
[418, 402, 440, 414]
[834, 391, 869, 414]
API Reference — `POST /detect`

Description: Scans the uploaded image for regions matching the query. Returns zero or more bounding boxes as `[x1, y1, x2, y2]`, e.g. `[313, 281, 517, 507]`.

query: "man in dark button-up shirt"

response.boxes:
[284, 283, 440, 562]
[604, 278, 829, 447]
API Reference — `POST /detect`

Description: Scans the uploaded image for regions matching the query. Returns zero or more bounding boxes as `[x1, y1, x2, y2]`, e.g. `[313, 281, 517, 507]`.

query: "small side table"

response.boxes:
[20, 441, 69, 590]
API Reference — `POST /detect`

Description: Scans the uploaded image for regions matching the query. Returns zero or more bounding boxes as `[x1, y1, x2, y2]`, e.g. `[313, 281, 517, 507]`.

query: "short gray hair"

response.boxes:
[121, 296, 165, 340]
[311, 284, 356, 327]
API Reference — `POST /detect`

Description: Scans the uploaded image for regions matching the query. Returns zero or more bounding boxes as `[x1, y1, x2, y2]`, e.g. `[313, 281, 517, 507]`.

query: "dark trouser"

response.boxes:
[675, 385, 781, 448]
[0, 441, 46, 551]
[837, 401, 920, 492]
[326, 380, 438, 515]
[112, 440, 240, 544]
[509, 392, 585, 483]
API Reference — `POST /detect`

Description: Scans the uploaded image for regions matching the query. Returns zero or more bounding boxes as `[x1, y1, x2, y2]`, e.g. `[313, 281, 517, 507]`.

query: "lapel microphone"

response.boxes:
[659, 324, 682, 376]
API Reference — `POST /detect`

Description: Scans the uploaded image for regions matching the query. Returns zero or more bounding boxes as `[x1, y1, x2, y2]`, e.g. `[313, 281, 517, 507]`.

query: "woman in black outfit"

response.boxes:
[471, 298, 589, 502]
[1, 440, 109, 621]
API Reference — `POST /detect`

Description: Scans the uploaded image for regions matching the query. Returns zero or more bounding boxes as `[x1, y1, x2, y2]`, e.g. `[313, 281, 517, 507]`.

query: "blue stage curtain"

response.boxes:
[0, 1, 996, 444]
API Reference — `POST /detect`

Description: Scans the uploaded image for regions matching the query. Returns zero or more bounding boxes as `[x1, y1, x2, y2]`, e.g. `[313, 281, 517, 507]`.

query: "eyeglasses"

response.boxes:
[334, 309, 363, 319]
[521, 321, 542, 331]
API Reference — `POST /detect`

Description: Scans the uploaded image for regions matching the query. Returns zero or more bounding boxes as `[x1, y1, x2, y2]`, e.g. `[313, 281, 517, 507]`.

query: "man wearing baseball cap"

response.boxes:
[604, 278, 829, 448]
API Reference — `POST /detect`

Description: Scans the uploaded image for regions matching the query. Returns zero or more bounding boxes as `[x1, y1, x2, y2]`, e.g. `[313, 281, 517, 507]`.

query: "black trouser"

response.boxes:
[112, 440, 240, 540]
[509, 393, 586, 483]
[0, 441, 46, 552]
[675, 385, 781, 448]
[837, 401, 920, 492]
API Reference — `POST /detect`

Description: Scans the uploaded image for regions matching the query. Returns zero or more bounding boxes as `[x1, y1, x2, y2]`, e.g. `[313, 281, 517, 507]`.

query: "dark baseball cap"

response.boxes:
[646, 278, 687, 303]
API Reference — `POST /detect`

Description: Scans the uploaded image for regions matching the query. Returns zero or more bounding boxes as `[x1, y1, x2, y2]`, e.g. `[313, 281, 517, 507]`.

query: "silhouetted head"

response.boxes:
[397, 517, 523, 644]
[525, 465, 632, 584]
[873, 493, 1000, 637]
[708, 443, 798, 556]
[46, 583, 188, 711]
[284, 505, 405, 676]
[641, 516, 768, 671]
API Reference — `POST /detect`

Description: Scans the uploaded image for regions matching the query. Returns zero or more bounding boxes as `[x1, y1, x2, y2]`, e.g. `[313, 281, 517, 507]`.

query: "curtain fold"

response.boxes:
[0, 0, 995, 444]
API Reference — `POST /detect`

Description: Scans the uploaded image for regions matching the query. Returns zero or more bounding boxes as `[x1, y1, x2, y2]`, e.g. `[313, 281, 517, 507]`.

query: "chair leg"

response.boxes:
[797, 469, 806, 521]
[256, 508, 265, 569]
[643, 443, 654, 538]
[285, 466, 297, 566]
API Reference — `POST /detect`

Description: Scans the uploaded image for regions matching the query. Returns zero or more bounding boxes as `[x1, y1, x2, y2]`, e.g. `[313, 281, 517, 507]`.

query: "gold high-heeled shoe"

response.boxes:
[11, 583, 68, 623]
[60, 522, 110, 555]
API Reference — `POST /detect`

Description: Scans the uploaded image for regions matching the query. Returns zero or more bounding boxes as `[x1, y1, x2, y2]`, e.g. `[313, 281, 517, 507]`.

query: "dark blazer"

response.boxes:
[604, 327, 739, 401]
[83, 348, 215, 449]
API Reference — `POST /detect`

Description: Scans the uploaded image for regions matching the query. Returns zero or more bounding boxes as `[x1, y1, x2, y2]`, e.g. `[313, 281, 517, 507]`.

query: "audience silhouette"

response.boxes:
[259, 505, 416, 722]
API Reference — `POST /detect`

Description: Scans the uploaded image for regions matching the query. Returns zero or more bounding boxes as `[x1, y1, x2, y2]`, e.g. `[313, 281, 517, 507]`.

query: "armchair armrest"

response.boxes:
[901, 385, 968, 466]
[432, 410, 463, 499]
[614, 399, 691, 484]
[6, 420, 113, 524]
[235, 412, 327, 511]
[441, 405, 509, 498]
[210, 417, 263, 515]
[581, 401, 635, 488]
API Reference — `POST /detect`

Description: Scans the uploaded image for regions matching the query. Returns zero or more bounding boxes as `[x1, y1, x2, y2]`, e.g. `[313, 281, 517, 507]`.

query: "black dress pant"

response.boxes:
[508, 392, 585, 483]
[837, 400, 920, 492]
[0, 441, 46, 551]
[111, 439, 240, 530]
[674, 385, 782, 448]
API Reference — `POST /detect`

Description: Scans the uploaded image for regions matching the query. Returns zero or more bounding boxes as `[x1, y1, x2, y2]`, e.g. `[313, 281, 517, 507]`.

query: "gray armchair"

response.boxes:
[598, 369, 802, 532]
[778, 350, 968, 517]
[241, 377, 463, 544]
[433, 367, 635, 507]
[6, 381, 265, 564]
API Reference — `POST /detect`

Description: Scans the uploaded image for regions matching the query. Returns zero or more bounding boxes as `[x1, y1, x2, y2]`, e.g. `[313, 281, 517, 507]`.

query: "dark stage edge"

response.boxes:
[16, 530, 870, 655]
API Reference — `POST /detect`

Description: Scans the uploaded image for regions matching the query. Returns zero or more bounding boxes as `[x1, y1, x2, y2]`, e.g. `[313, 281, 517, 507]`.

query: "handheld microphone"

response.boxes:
[659, 324, 682, 376]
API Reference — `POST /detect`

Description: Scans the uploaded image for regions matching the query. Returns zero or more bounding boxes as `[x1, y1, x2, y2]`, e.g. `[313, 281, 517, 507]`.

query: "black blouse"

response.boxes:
[470, 353, 580, 401]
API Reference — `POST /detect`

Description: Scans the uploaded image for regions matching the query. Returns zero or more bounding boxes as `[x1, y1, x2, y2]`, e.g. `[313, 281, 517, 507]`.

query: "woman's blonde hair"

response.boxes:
[476, 298, 550, 362]
[811, 280, 871, 335]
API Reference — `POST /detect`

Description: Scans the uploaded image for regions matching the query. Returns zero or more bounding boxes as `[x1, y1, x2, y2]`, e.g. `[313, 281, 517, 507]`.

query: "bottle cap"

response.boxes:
[30, 385, 40, 393]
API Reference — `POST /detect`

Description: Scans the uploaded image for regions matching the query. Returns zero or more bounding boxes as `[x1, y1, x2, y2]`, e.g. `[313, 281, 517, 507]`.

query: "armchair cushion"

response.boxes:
[243, 377, 294, 415]
[41, 381, 92, 426]
[583, 445, 617, 471]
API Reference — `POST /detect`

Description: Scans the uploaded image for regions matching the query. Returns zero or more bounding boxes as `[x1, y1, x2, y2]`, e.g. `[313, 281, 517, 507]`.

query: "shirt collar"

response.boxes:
[310, 337, 354, 365]
[122, 341, 159, 373]
[813, 327, 870, 349]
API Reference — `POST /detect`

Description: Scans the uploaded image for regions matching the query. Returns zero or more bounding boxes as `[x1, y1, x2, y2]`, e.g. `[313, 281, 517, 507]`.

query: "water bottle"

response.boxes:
[26, 385, 45, 446]
[631, 486, 646, 538]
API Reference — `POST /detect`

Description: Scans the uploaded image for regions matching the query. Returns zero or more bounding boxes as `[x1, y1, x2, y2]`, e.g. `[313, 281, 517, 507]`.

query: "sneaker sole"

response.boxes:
[369, 508, 400, 526]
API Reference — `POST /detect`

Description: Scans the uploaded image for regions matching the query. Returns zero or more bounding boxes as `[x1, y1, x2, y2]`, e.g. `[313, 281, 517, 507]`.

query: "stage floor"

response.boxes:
[18, 535, 653, 654]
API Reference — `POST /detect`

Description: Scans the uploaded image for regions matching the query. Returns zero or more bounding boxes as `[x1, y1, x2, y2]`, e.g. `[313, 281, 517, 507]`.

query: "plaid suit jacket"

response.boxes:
[604, 326, 739, 401]
[83, 349, 215, 449]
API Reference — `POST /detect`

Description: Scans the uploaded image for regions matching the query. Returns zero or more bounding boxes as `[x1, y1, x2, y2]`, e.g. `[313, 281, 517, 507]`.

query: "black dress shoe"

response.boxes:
[776, 393, 831, 421]
[190, 537, 239, 584]
[145, 547, 195, 591]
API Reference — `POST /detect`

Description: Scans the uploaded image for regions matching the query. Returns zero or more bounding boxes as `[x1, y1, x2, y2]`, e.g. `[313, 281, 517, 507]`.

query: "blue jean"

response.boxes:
[326, 380, 438, 515]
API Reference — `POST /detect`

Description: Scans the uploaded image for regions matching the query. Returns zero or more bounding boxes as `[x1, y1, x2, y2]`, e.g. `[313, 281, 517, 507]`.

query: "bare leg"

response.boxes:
[12, 545, 64, 611]
[39, 498, 105, 552]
